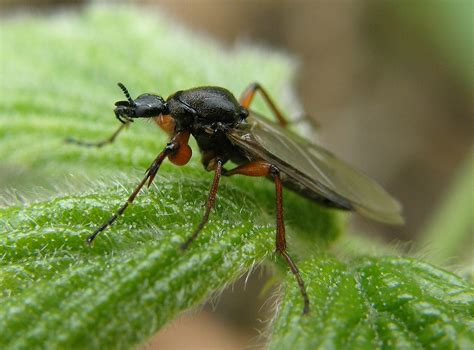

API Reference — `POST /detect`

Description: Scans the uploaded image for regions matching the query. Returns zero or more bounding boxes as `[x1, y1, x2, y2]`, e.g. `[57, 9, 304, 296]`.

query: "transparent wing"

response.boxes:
[227, 113, 404, 224]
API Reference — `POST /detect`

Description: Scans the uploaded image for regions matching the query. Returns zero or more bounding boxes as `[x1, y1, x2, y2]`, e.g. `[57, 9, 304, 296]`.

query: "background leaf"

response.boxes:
[269, 256, 474, 350]
[420, 148, 474, 267]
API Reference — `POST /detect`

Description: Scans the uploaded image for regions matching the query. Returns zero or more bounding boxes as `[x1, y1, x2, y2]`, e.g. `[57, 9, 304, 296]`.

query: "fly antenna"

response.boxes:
[117, 82, 135, 105]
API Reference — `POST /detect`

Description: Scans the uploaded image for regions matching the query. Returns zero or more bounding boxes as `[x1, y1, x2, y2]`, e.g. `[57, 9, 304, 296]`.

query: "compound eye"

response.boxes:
[135, 103, 162, 118]
[115, 100, 130, 107]
[135, 105, 149, 117]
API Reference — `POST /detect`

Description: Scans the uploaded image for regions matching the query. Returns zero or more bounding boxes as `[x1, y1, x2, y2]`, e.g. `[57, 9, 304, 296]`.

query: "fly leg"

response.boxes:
[225, 160, 310, 315]
[240, 82, 318, 130]
[181, 159, 223, 250]
[239, 82, 289, 127]
[86, 131, 192, 244]
[66, 121, 130, 148]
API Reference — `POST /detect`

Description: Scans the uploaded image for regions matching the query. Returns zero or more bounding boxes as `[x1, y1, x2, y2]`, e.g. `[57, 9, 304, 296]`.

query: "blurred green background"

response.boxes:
[1, 1, 472, 349]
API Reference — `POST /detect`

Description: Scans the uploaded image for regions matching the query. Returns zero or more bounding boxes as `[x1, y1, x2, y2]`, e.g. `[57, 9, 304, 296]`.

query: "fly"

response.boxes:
[67, 82, 403, 315]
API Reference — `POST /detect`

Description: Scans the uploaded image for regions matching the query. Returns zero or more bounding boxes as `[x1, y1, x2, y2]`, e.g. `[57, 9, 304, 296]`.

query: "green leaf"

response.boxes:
[0, 5, 341, 349]
[0, 5, 299, 189]
[270, 256, 474, 350]
[0, 178, 275, 348]
[0, 177, 340, 348]
[1, 5, 472, 350]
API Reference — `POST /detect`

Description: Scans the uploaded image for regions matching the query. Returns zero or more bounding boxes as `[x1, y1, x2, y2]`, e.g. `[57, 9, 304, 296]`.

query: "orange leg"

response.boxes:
[181, 159, 223, 250]
[239, 82, 289, 128]
[154, 114, 176, 136]
[168, 131, 192, 166]
[226, 160, 310, 314]
[224, 160, 271, 177]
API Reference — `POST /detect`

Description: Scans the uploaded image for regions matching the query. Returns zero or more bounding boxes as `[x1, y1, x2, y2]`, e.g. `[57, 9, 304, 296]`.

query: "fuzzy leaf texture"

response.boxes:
[270, 257, 474, 350]
[0, 5, 473, 350]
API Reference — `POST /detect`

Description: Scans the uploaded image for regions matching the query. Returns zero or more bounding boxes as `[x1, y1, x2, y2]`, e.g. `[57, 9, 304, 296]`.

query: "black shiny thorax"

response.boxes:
[166, 86, 248, 130]
[166, 86, 249, 167]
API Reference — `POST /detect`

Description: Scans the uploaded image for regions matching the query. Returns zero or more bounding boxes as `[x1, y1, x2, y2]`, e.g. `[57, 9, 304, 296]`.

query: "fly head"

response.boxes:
[114, 82, 168, 123]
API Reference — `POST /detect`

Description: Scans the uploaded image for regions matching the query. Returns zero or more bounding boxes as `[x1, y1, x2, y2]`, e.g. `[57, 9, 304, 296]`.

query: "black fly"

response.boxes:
[67, 82, 403, 314]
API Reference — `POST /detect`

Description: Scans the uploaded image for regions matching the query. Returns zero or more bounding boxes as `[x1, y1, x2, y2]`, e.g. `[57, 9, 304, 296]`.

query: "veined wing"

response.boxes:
[227, 112, 404, 224]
